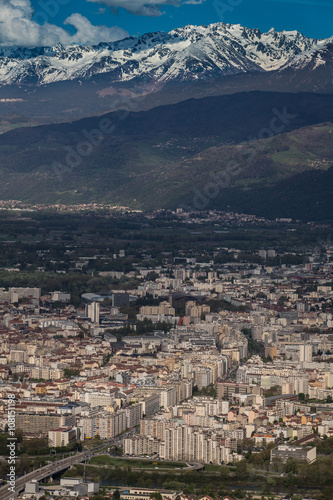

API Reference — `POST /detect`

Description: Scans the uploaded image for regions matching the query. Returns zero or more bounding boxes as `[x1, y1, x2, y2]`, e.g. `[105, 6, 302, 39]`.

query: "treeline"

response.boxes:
[206, 299, 250, 313]
[0, 270, 139, 307]
[69, 457, 333, 500]
[241, 328, 264, 356]
[0, 433, 81, 457]
[193, 385, 217, 398]
[68, 466, 238, 499]
[106, 319, 173, 340]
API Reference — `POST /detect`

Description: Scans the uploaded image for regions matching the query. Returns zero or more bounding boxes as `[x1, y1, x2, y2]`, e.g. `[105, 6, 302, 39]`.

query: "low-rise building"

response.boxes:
[270, 444, 316, 463]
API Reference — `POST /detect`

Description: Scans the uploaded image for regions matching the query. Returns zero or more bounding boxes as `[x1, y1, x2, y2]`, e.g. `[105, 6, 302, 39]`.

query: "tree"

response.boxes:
[285, 457, 298, 474]
[234, 488, 246, 498]
[278, 295, 288, 305]
[146, 271, 159, 281]
[322, 487, 333, 500]
[285, 471, 295, 491]
[113, 490, 121, 500]
[235, 460, 248, 479]
[150, 493, 163, 500]
[64, 368, 80, 378]
[326, 395, 332, 404]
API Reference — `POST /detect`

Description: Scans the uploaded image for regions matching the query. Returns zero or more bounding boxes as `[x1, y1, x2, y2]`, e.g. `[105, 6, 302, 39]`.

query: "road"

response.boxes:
[0, 433, 130, 500]
[0, 451, 93, 500]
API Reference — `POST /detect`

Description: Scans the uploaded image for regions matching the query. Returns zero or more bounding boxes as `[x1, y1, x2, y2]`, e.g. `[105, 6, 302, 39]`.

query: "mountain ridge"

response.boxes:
[0, 22, 332, 87]
[0, 91, 332, 220]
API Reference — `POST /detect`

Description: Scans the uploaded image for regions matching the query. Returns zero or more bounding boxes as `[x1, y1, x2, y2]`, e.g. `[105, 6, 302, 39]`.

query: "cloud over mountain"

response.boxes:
[87, 0, 184, 17]
[0, 0, 128, 46]
[0, 22, 331, 88]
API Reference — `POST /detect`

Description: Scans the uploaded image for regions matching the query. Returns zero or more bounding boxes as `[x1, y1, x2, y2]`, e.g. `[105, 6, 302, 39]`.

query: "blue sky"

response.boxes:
[31, 0, 332, 38]
[1, 0, 332, 47]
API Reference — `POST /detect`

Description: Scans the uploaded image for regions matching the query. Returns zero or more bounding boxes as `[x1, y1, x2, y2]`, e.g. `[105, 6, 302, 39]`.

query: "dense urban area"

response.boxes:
[0, 206, 333, 500]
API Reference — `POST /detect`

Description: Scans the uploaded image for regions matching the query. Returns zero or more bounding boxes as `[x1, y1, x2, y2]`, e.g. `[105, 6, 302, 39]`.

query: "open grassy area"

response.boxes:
[89, 456, 186, 469]
[89, 455, 114, 465]
[203, 464, 225, 472]
[271, 147, 316, 165]
[0, 122, 38, 135]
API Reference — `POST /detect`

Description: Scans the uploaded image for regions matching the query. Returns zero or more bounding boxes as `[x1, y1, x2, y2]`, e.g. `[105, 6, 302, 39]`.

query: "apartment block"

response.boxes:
[48, 426, 77, 447]
[16, 413, 75, 436]
[270, 445, 316, 463]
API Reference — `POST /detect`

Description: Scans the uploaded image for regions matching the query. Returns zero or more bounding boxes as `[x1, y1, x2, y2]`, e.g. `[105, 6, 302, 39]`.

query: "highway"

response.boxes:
[0, 430, 148, 499]
[0, 450, 94, 500]
[0, 433, 128, 500]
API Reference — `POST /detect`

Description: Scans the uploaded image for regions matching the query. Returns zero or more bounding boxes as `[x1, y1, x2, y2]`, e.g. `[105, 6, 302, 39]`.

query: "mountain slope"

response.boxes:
[0, 91, 332, 220]
[0, 23, 332, 124]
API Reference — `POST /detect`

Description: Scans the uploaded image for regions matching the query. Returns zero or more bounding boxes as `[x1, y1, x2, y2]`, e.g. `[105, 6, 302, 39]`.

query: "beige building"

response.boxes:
[185, 301, 210, 318]
[140, 301, 175, 317]
[16, 413, 75, 436]
[264, 346, 277, 359]
[48, 426, 77, 447]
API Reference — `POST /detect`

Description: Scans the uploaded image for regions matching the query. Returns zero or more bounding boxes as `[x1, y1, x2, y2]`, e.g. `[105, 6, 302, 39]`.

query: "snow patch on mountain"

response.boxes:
[0, 23, 331, 86]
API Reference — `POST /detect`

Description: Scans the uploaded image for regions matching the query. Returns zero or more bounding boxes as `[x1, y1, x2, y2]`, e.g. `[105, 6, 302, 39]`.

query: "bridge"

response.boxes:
[0, 450, 96, 500]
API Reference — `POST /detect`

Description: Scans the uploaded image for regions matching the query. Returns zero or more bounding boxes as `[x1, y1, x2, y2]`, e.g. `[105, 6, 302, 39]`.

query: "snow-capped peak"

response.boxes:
[0, 22, 331, 86]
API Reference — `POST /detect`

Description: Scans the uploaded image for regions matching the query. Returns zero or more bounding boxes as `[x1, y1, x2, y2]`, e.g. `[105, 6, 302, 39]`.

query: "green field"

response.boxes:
[271, 147, 316, 165]
[89, 456, 186, 469]
[203, 464, 225, 472]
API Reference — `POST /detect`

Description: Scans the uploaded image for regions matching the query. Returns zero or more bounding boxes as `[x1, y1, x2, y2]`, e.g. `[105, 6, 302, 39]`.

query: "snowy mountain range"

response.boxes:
[0, 22, 332, 86]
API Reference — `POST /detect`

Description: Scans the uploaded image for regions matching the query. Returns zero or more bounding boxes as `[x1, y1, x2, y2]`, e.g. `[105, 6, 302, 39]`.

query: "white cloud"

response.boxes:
[0, 0, 129, 47]
[65, 13, 128, 45]
[184, 0, 206, 4]
[87, 0, 182, 17]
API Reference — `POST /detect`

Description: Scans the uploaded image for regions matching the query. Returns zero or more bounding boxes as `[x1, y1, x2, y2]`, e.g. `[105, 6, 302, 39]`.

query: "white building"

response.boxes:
[86, 301, 100, 324]
[299, 344, 312, 363]
[48, 426, 77, 447]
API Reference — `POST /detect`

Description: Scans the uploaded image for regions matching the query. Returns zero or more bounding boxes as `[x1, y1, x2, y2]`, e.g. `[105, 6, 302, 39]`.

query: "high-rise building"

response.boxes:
[299, 344, 312, 363]
[86, 301, 100, 324]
